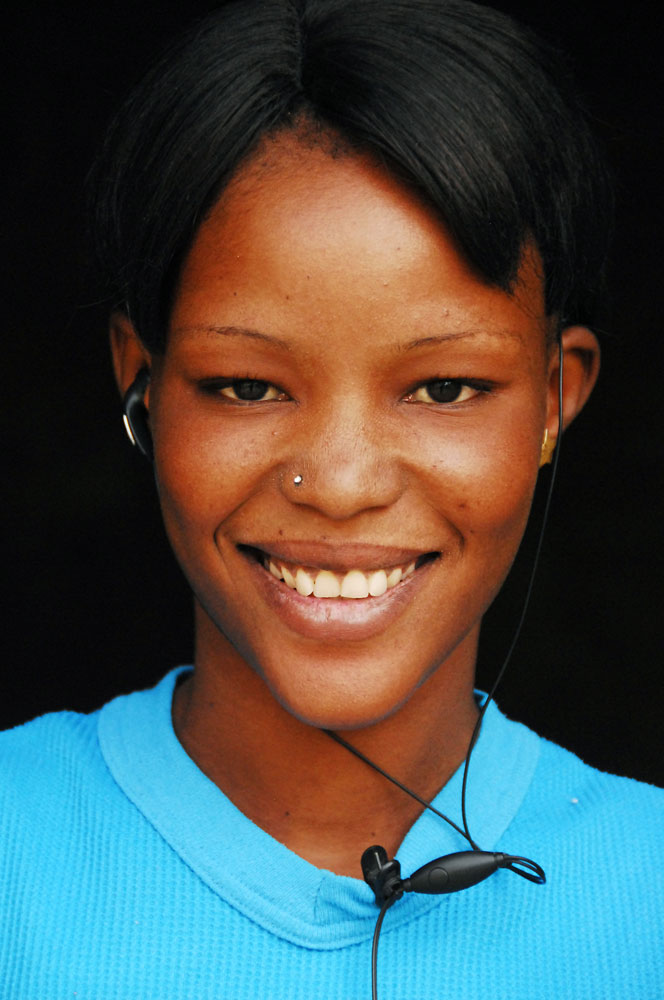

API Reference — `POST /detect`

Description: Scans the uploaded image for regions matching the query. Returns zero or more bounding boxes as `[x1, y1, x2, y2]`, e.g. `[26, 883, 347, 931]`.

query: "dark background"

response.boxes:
[3, 1, 662, 785]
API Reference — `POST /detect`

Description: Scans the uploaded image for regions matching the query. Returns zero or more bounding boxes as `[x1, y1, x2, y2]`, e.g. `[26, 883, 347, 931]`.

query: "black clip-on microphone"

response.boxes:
[361, 844, 529, 905]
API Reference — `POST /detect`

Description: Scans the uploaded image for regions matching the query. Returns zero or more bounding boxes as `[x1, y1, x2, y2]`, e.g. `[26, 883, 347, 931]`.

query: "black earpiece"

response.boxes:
[122, 367, 153, 461]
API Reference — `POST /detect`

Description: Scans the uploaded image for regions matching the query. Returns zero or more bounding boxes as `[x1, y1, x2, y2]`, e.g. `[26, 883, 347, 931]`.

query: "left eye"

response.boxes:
[406, 380, 480, 404]
[219, 380, 285, 402]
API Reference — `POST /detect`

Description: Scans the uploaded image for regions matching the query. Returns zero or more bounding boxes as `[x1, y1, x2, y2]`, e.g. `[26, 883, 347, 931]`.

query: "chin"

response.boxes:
[271, 686, 409, 732]
[250, 638, 459, 733]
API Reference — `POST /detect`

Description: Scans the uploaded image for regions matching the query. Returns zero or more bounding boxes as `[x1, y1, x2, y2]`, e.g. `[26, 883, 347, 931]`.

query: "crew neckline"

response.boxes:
[98, 668, 540, 949]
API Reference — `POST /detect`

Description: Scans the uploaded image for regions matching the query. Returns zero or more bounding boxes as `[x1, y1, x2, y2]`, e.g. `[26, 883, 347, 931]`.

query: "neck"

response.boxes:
[172, 615, 479, 878]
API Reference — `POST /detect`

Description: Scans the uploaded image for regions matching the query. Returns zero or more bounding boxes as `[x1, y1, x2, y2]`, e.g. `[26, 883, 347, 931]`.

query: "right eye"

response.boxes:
[221, 379, 281, 403]
[199, 377, 290, 403]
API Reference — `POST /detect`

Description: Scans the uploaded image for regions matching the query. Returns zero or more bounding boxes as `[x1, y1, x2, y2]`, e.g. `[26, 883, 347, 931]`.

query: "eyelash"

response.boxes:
[199, 377, 493, 406]
[403, 378, 492, 406]
[199, 377, 289, 403]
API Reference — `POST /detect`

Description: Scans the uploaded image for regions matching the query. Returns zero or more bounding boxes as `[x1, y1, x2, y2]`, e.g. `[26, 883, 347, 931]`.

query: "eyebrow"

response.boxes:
[174, 324, 292, 350]
[175, 324, 523, 352]
[403, 329, 524, 351]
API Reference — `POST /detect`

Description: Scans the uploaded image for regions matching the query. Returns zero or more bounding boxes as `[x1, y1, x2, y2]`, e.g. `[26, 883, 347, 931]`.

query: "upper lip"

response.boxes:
[239, 540, 438, 573]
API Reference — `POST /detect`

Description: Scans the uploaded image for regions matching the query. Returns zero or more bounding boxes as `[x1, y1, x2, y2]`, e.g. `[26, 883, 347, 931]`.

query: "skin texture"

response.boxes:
[111, 134, 599, 876]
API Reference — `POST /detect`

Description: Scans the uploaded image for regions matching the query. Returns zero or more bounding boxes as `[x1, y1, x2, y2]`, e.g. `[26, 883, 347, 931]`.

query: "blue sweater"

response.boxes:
[1, 667, 662, 999]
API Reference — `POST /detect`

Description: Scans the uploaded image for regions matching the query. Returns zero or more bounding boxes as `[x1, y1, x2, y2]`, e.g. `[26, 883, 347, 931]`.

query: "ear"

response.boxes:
[545, 325, 600, 439]
[109, 311, 153, 398]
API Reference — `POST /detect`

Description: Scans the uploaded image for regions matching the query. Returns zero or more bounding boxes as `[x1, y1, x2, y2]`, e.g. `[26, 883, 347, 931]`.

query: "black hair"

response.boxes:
[91, 0, 613, 353]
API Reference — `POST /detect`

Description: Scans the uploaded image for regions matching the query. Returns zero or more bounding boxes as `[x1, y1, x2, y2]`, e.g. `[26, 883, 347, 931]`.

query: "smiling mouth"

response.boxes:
[240, 546, 439, 599]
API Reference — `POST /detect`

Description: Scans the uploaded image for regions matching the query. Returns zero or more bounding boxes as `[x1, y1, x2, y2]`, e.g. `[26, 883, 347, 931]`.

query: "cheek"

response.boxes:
[150, 407, 274, 566]
[420, 418, 541, 547]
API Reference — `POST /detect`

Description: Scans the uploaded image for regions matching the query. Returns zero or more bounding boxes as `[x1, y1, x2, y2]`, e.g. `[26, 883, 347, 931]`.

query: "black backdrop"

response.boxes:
[3, 1, 663, 785]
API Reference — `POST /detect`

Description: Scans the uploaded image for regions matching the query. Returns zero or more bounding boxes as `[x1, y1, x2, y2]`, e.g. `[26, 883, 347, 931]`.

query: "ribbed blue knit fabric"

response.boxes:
[1, 667, 662, 999]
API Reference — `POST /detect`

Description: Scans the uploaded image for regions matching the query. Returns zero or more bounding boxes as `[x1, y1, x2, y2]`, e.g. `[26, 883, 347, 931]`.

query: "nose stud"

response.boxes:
[293, 474, 303, 486]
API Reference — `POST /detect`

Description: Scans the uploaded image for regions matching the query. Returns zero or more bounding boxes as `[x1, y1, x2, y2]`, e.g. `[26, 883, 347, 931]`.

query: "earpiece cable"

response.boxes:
[460, 338, 564, 846]
[325, 729, 471, 844]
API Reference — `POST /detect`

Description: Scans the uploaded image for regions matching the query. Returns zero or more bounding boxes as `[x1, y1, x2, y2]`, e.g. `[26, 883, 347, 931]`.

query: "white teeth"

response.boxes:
[268, 560, 282, 580]
[313, 570, 341, 598]
[368, 569, 388, 596]
[295, 568, 314, 596]
[262, 552, 425, 598]
[340, 570, 370, 599]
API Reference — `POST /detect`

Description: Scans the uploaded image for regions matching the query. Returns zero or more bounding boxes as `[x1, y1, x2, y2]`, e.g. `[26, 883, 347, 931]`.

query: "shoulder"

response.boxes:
[484, 701, 664, 848]
[0, 708, 108, 817]
[0, 669, 187, 839]
[510, 727, 664, 890]
[533, 731, 664, 815]
[494, 723, 664, 974]
[0, 707, 101, 772]
[0, 708, 118, 921]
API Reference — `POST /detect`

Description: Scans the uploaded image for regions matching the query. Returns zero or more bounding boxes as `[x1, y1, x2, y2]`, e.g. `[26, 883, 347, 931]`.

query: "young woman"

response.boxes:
[2, 2, 662, 997]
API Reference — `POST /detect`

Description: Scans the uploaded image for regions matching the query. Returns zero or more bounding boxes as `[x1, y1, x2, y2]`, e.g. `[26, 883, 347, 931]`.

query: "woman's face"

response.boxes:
[146, 136, 557, 729]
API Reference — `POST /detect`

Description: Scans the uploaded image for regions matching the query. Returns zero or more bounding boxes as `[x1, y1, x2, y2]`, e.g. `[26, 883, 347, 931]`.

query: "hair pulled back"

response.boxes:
[91, 0, 612, 352]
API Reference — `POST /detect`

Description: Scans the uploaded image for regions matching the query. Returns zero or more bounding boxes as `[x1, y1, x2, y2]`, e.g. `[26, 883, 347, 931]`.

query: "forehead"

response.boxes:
[170, 133, 550, 352]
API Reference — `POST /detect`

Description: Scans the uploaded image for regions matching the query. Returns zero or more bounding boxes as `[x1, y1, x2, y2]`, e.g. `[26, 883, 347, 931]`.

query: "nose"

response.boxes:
[280, 403, 405, 520]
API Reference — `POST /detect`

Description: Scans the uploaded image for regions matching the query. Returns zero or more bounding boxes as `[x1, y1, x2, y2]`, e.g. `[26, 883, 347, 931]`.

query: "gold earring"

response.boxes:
[539, 428, 556, 467]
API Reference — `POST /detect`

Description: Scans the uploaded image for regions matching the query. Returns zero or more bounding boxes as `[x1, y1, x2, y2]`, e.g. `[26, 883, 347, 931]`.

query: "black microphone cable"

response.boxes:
[371, 894, 398, 1000]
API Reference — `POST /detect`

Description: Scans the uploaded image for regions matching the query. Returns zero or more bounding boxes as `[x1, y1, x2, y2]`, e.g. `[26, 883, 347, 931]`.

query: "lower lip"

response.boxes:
[244, 554, 436, 642]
